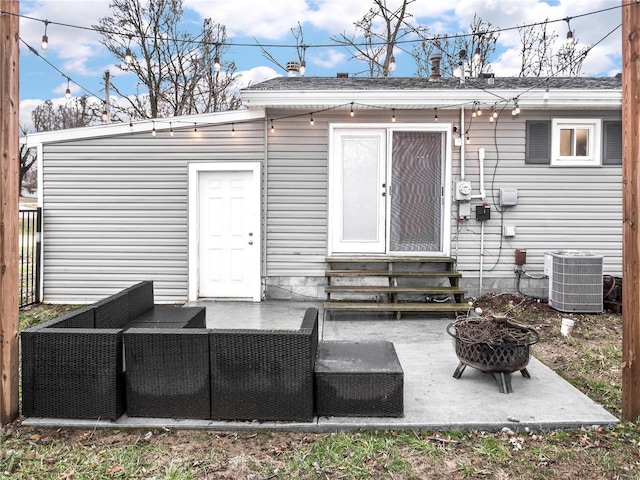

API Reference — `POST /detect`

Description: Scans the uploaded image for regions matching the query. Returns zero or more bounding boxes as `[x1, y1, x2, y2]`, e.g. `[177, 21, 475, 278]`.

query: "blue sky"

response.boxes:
[16, 0, 623, 129]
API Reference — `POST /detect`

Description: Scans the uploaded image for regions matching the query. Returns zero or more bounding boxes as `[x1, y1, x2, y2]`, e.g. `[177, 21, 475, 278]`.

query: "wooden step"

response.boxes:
[325, 285, 463, 295]
[324, 301, 471, 314]
[326, 269, 462, 278]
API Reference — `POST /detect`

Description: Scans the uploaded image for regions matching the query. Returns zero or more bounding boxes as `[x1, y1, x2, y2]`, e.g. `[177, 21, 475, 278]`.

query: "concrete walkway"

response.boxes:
[23, 301, 619, 432]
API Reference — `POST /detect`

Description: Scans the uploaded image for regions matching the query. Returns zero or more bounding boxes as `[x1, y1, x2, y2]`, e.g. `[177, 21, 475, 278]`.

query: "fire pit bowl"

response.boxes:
[446, 316, 540, 394]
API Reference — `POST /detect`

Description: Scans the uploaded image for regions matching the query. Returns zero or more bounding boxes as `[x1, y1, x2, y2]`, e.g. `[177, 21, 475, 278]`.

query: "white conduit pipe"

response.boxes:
[460, 107, 465, 180]
[477, 147, 487, 296]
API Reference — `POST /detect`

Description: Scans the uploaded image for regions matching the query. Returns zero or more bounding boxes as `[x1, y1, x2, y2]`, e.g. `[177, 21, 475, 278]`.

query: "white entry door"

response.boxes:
[197, 168, 260, 299]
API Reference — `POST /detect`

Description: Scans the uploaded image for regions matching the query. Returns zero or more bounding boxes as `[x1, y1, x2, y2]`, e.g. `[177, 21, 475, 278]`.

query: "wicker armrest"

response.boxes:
[21, 328, 125, 420]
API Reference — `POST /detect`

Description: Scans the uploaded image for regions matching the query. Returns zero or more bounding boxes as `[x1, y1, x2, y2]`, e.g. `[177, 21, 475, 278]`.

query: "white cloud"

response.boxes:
[311, 49, 347, 70]
[185, 0, 311, 39]
[235, 66, 281, 88]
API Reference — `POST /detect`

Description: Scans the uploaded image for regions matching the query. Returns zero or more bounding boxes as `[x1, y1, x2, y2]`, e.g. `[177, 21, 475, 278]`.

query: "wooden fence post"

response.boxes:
[622, 0, 640, 422]
[0, 0, 20, 425]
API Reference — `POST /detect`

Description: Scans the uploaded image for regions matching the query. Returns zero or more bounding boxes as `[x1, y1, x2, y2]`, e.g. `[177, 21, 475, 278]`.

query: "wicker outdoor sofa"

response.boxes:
[21, 281, 205, 420]
[21, 282, 321, 422]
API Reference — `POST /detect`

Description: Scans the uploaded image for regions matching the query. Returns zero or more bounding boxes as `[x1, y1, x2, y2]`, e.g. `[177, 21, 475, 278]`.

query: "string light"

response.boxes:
[151, 121, 157, 136]
[391, 109, 396, 123]
[231, 123, 235, 136]
[565, 18, 574, 44]
[125, 35, 133, 65]
[300, 45, 307, 76]
[350, 102, 354, 117]
[214, 43, 221, 72]
[193, 123, 198, 135]
[65, 77, 71, 99]
[389, 55, 396, 72]
[41, 20, 49, 50]
[473, 47, 481, 62]
[270, 119, 275, 133]
[309, 113, 314, 126]
[434, 108, 438, 122]
[101, 110, 108, 122]
[170, 122, 174, 136]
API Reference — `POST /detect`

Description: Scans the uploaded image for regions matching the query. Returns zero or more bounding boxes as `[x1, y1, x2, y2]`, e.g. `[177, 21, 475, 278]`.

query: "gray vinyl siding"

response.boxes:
[452, 111, 622, 294]
[42, 121, 265, 303]
[266, 111, 329, 277]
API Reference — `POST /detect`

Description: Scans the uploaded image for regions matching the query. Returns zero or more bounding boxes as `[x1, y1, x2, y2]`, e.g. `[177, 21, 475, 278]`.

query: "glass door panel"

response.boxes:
[389, 131, 443, 252]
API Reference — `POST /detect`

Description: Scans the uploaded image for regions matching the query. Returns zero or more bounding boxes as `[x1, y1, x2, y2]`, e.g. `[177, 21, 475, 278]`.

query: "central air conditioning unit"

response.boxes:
[544, 250, 603, 313]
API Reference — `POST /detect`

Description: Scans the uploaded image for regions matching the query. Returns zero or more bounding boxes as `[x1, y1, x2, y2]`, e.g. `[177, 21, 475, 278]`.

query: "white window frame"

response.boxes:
[551, 118, 602, 167]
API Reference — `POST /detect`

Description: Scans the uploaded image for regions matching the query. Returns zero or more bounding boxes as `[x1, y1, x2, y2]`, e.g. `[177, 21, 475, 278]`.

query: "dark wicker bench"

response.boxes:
[209, 307, 319, 422]
[21, 281, 205, 420]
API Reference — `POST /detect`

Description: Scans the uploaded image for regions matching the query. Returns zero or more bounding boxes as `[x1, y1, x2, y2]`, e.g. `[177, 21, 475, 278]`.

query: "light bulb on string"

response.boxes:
[434, 108, 438, 122]
[102, 110, 108, 122]
[300, 60, 306, 76]
[151, 121, 157, 137]
[350, 103, 354, 117]
[391, 109, 396, 123]
[214, 44, 221, 72]
[565, 18, 574, 45]
[389, 55, 396, 72]
[194, 123, 198, 135]
[231, 123, 236, 136]
[170, 122, 174, 137]
[125, 35, 133, 65]
[41, 20, 49, 50]
[310, 113, 314, 126]
[270, 120, 275, 133]
[65, 77, 71, 99]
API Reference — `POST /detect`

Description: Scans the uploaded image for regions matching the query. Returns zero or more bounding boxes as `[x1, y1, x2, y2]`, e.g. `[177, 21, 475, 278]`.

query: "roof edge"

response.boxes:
[21, 108, 266, 147]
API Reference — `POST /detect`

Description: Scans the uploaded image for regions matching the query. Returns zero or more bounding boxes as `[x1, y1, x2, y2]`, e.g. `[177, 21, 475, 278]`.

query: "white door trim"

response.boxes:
[188, 162, 262, 302]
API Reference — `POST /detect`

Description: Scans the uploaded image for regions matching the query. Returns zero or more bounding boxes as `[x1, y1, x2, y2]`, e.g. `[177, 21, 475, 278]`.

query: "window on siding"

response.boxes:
[551, 119, 601, 166]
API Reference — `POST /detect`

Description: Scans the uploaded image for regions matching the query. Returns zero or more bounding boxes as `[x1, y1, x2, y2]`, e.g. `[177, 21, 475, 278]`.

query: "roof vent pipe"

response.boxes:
[429, 54, 442, 82]
[286, 61, 300, 77]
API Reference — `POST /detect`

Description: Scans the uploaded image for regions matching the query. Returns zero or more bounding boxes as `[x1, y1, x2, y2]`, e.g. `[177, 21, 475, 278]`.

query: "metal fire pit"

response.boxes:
[446, 318, 540, 394]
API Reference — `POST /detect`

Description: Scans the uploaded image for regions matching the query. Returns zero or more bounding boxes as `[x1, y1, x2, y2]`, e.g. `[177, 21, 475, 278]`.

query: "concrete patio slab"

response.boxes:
[23, 301, 619, 432]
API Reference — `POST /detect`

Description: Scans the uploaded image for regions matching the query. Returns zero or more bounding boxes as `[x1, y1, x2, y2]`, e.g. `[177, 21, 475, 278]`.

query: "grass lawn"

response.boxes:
[2, 296, 639, 479]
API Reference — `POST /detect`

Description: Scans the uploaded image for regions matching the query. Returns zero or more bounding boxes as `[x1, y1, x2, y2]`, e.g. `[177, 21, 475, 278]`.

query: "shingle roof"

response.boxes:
[243, 75, 622, 91]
